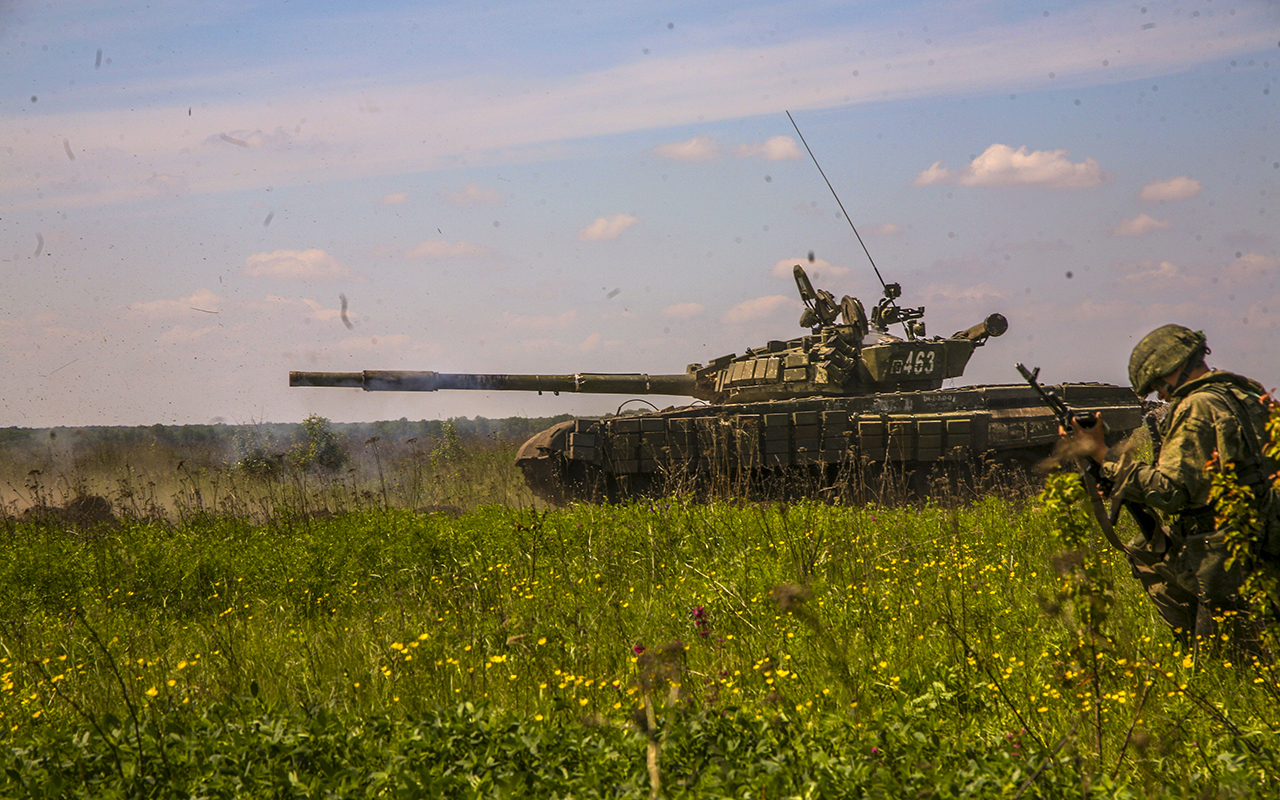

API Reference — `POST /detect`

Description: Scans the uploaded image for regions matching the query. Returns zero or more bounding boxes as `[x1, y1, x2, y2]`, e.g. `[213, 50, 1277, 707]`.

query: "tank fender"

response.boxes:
[516, 420, 576, 465]
[515, 420, 581, 505]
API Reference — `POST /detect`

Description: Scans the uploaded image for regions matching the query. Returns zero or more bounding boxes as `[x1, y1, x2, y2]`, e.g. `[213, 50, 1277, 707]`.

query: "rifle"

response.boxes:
[1143, 411, 1164, 457]
[1015, 363, 1103, 433]
[1110, 409, 1169, 553]
[1016, 362, 1142, 556]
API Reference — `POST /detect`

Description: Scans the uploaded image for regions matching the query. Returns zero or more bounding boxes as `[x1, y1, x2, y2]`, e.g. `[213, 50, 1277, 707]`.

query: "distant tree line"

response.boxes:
[0, 414, 576, 460]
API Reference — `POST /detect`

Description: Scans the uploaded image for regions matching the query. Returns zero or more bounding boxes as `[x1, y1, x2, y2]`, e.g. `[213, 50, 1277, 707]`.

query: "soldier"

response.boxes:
[1069, 324, 1278, 650]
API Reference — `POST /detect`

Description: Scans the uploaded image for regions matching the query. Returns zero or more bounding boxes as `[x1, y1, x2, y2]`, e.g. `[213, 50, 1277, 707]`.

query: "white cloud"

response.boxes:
[722, 295, 797, 325]
[1112, 214, 1171, 236]
[653, 135, 721, 162]
[208, 127, 303, 151]
[869, 223, 901, 236]
[579, 332, 602, 351]
[770, 257, 849, 281]
[379, 192, 408, 205]
[145, 173, 190, 196]
[663, 302, 704, 319]
[1033, 298, 1211, 334]
[515, 337, 559, 353]
[656, 135, 801, 163]
[1241, 299, 1280, 332]
[915, 145, 1104, 188]
[918, 283, 1007, 304]
[1139, 176, 1202, 201]
[157, 325, 219, 345]
[129, 288, 222, 317]
[443, 182, 503, 205]
[1226, 252, 1280, 278]
[0, 314, 56, 345]
[7, 4, 1273, 214]
[912, 161, 951, 186]
[497, 310, 577, 330]
[1115, 259, 1195, 288]
[297, 297, 347, 324]
[405, 239, 490, 259]
[10, 2, 1280, 215]
[956, 144, 1105, 188]
[245, 248, 350, 279]
[578, 213, 638, 241]
[733, 135, 802, 161]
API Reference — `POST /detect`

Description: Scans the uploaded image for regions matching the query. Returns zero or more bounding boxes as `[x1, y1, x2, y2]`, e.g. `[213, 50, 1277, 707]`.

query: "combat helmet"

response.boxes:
[1128, 324, 1208, 397]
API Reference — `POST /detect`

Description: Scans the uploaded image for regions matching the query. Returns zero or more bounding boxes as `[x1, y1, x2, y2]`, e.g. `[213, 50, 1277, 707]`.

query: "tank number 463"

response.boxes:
[891, 350, 937, 376]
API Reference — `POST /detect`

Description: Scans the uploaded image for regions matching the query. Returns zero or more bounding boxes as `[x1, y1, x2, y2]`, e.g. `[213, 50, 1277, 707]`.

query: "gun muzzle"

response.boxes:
[955, 313, 1008, 342]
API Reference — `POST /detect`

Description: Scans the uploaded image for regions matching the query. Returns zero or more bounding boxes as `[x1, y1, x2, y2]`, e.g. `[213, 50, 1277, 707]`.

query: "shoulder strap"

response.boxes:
[1198, 381, 1274, 486]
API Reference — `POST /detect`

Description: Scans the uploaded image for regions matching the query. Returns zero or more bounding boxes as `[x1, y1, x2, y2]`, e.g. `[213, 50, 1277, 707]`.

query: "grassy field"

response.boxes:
[1, 424, 1278, 797]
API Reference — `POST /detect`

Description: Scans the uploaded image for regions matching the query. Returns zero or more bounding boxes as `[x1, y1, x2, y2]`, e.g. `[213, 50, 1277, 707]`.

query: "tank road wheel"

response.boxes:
[567, 460, 613, 503]
[516, 452, 613, 505]
[517, 451, 616, 505]
[516, 451, 566, 505]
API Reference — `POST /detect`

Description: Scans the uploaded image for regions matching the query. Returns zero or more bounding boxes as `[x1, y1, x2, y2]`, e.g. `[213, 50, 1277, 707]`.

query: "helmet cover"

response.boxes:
[1128, 324, 1206, 396]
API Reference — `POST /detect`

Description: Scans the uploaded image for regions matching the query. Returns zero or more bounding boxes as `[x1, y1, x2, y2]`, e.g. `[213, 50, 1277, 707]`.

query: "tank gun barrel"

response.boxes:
[290, 370, 701, 397]
[952, 313, 1009, 343]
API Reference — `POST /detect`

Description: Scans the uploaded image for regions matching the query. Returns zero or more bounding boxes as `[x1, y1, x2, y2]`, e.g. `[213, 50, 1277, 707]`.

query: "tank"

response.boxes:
[290, 265, 1144, 503]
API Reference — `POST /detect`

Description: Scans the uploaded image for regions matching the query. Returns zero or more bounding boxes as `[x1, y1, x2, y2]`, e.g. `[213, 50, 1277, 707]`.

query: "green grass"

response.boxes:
[3, 490, 1279, 797]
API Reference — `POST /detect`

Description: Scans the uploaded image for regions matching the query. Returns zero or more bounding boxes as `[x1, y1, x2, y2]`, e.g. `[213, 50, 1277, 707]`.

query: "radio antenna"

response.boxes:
[786, 110, 889, 295]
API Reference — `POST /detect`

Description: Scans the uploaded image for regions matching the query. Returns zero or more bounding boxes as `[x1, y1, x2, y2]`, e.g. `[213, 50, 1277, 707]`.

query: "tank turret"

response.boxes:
[291, 265, 1007, 404]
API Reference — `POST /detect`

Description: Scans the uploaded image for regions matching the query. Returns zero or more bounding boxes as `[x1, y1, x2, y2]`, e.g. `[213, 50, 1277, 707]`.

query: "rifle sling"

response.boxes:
[1078, 461, 1134, 556]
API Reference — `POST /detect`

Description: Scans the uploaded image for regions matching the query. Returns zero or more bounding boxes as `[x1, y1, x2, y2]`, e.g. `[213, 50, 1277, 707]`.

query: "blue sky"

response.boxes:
[1, 0, 1277, 427]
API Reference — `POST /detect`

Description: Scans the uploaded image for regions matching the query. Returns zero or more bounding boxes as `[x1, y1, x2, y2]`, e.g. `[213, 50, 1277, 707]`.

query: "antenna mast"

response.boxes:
[786, 111, 892, 295]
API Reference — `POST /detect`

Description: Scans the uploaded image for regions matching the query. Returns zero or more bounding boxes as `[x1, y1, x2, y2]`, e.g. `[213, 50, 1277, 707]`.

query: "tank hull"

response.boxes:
[515, 382, 1143, 504]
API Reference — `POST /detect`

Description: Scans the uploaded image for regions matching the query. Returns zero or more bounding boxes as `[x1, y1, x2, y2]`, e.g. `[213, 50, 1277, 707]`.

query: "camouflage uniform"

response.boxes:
[1102, 369, 1276, 644]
